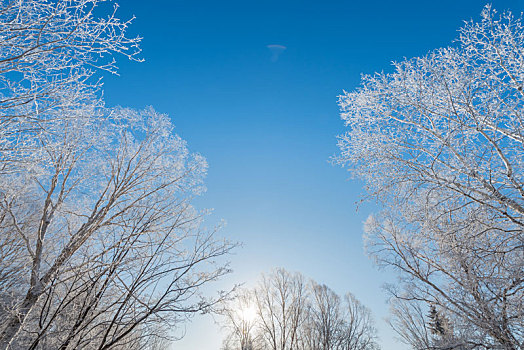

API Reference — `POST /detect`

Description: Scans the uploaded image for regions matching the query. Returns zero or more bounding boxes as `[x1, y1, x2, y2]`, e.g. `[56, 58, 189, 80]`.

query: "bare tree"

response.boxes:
[220, 269, 379, 350]
[337, 6, 523, 350]
[254, 269, 308, 350]
[0, 2, 234, 349]
[337, 293, 379, 350]
[300, 283, 343, 350]
[0, 106, 233, 349]
[388, 298, 433, 350]
[388, 298, 485, 350]
[221, 289, 261, 350]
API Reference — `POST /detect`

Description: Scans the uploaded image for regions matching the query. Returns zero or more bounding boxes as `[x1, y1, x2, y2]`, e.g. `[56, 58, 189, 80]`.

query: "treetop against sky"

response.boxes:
[0, 0, 522, 349]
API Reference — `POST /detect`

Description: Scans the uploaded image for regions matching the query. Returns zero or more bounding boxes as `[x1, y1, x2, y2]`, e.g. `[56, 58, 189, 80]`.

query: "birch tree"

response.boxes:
[337, 6, 523, 349]
[0, 105, 233, 349]
[0, 0, 141, 167]
[0, 1, 233, 349]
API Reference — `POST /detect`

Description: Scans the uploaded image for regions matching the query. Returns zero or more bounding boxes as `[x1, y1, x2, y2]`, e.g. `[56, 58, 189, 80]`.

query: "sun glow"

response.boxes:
[238, 305, 257, 323]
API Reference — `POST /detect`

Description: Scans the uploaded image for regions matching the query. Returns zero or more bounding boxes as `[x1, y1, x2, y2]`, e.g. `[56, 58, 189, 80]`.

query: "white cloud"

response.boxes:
[266, 44, 287, 62]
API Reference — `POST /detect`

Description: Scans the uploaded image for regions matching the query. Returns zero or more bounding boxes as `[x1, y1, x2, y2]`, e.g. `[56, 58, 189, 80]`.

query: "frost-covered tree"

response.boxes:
[0, 106, 233, 349]
[0, 0, 141, 167]
[388, 298, 433, 350]
[0, 1, 233, 349]
[389, 299, 476, 350]
[337, 6, 523, 350]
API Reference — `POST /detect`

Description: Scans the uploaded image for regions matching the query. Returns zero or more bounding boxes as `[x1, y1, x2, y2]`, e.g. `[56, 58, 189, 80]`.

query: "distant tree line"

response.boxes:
[221, 268, 380, 350]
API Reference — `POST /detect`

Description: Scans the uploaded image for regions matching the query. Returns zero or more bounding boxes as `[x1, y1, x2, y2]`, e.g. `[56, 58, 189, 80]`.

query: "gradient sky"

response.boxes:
[100, 1, 523, 349]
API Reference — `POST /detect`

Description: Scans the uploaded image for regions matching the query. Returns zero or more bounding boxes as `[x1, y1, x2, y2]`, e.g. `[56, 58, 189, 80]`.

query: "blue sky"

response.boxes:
[101, 1, 523, 348]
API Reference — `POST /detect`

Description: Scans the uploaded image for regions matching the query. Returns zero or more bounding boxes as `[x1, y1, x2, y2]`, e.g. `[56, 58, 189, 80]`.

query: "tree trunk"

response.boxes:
[0, 289, 41, 350]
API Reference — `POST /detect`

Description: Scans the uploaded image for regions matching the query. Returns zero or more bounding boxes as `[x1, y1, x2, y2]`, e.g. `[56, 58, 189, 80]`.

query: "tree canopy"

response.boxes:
[0, 2, 233, 349]
[337, 6, 523, 350]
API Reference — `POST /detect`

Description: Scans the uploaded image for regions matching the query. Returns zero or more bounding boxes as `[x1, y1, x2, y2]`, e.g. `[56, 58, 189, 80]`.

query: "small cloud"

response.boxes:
[266, 44, 287, 62]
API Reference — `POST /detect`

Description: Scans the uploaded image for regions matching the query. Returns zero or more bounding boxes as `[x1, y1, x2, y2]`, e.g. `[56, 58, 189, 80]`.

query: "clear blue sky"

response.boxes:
[101, 1, 523, 349]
